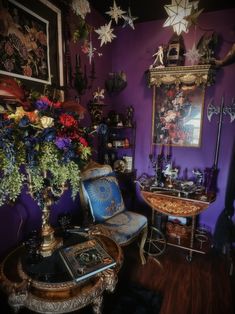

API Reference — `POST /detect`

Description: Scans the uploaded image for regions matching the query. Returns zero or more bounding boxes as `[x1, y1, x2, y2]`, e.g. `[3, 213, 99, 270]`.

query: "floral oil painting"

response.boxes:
[0, 0, 50, 84]
[153, 84, 205, 147]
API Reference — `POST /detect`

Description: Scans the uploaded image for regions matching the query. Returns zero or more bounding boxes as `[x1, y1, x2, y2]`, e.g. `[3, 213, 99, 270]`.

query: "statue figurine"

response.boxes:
[150, 45, 165, 69]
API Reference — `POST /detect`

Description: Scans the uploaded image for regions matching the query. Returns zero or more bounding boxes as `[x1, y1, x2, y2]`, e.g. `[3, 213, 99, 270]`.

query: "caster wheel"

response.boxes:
[144, 226, 166, 257]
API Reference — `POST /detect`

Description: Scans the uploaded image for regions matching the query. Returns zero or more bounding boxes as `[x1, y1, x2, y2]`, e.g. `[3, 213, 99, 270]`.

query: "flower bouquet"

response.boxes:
[0, 78, 92, 256]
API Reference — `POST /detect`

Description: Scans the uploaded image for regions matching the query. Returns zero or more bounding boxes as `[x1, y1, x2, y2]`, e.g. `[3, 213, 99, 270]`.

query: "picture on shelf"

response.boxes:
[59, 239, 116, 283]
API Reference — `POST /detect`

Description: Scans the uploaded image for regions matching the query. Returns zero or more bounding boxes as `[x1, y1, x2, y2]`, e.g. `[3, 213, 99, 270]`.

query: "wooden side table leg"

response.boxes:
[92, 295, 103, 314]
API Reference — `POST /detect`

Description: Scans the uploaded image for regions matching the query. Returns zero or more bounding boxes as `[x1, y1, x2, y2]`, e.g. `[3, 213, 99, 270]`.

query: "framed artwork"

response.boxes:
[0, 0, 64, 92]
[152, 84, 205, 147]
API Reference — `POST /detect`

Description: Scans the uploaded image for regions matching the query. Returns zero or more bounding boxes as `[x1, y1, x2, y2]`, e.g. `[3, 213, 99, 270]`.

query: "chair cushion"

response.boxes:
[100, 211, 148, 245]
[82, 173, 125, 222]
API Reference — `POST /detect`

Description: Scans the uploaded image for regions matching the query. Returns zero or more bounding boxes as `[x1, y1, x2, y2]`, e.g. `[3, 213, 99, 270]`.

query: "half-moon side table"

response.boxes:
[141, 190, 214, 261]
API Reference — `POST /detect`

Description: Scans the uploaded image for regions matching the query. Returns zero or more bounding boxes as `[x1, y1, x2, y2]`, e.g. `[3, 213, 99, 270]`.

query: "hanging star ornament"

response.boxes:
[106, 0, 126, 24]
[122, 7, 138, 30]
[95, 21, 116, 47]
[184, 7, 204, 28]
[163, 0, 199, 35]
[184, 43, 202, 65]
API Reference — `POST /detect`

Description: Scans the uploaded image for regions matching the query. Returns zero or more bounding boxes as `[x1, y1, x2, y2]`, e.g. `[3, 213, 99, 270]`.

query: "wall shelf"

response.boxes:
[147, 64, 217, 87]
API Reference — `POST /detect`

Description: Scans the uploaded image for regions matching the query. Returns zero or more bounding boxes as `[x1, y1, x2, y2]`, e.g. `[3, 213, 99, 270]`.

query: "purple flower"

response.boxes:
[35, 99, 49, 110]
[41, 128, 56, 142]
[55, 137, 71, 149]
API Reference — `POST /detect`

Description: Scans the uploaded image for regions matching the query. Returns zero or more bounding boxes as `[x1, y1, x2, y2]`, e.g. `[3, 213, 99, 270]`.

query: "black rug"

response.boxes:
[110, 282, 163, 314]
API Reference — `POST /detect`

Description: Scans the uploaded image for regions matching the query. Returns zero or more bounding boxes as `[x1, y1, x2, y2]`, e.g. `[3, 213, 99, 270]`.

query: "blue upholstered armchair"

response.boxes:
[79, 161, 148, 264]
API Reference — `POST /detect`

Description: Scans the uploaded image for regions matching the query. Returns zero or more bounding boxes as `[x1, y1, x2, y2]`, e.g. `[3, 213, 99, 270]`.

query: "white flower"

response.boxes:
[71, 0, 91, 19]
[40, 116, 54, 128]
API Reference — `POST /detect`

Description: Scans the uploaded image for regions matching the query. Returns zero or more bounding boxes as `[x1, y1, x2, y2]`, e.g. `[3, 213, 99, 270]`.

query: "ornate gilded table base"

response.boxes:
[0, 234, 123, 313]
[7, 272, 117, 314]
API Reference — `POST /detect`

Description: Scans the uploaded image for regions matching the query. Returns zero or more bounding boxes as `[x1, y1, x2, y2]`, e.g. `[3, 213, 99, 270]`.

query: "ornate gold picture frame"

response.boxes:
[152, 83, 205, 147]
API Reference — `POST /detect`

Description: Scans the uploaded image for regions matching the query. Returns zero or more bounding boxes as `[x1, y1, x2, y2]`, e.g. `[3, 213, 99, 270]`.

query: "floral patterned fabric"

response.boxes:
[100, 211, 148, 245]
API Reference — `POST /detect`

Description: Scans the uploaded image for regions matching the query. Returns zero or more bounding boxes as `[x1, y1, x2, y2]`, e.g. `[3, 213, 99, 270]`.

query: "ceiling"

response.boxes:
[89, 0, 235, 24]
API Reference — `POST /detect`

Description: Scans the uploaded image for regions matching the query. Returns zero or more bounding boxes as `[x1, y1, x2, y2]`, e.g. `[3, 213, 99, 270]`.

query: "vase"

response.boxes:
[39, 189, 63, 257]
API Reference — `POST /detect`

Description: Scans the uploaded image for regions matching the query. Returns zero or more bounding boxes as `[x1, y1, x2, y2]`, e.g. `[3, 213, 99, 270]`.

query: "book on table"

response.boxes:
[59, 238, 116, 282]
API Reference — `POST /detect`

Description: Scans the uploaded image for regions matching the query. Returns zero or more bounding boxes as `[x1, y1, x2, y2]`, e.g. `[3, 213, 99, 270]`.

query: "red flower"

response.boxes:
[59, 113, 78, 128]
[52, 101, 62, 109]
[79, 136, 88, 147]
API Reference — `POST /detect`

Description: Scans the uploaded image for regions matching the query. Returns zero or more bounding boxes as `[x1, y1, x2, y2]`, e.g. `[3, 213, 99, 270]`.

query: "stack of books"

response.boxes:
[59, 239, 116, 283]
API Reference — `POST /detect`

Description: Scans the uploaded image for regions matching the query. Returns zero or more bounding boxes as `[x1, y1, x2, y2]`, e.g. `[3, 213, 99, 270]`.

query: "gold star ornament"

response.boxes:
[95, 21, 116, 47]
[106, 0, 126, 24]
[163, 0, 199, 35]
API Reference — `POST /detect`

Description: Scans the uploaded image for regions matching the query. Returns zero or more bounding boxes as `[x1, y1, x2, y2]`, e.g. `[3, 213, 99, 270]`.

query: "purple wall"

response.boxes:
[110, 9, 235, 232]
[1, 8, 235, 258]
[0, 7, 112, 258]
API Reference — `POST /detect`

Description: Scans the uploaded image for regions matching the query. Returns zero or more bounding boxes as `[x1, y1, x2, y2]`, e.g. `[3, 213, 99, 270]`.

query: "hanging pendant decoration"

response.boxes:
[122, 7, 138, 30]
[163, 0, 200, 35]
[106, 0, 126, 24]
[95, 21, 116, 46]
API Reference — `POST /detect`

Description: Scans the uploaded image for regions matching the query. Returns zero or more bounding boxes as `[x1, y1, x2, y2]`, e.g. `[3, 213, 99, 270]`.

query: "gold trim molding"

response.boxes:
[147, 65, 216, 87]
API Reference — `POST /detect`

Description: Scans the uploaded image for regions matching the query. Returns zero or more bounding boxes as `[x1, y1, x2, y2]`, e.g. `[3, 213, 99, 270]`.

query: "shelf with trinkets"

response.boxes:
[96, 107, 137, 210]
[100, 107, 136, 174]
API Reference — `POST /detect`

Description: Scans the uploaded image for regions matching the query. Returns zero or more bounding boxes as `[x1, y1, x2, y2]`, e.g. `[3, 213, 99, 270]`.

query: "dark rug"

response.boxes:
[110, 282, 163, 314]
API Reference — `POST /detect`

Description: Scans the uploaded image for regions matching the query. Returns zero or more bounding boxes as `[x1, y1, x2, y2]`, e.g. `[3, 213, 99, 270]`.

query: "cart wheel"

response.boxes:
[186, 254, 192, 262]
[144, 226, 166, 257]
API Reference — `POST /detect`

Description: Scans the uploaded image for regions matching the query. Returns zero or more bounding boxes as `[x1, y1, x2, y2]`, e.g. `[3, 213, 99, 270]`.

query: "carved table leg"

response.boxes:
[92, 295, 103, 314]
[8, 291, 27, 313]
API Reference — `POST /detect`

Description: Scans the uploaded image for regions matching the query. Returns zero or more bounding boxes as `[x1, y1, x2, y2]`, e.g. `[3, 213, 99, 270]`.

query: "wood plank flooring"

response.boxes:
[102, 244, 235, 314]
[0, 243, 234, 314]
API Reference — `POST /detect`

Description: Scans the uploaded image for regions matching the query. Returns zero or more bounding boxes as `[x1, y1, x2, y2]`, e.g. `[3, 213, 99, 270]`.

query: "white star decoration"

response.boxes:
[95, 21, 116, 47]
[106, 0, 126, 24]
[184, 43, 202, 65]
[122, 7, 138, 30]
[163, 0, 199, 35]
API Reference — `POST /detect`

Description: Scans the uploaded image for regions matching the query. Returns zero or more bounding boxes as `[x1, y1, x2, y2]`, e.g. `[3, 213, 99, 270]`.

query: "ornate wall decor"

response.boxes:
[0, 0, 64, 94]
[147, 64, 216, 87]
[147, 65, 217, 147]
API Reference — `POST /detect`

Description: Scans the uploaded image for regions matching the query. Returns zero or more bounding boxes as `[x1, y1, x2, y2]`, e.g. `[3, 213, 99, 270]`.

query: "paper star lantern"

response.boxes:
[122, 7, 138, 30]
[184, 43, 202, 65]
[106, 0, 126, 24]
[163, 0, 199, 35]
[95, 21, 116, 47]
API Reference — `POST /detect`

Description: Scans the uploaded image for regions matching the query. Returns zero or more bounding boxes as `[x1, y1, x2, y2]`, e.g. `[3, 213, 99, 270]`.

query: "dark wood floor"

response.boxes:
[0, 243, 234, 314]
[102, 243, 235, 314]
